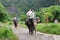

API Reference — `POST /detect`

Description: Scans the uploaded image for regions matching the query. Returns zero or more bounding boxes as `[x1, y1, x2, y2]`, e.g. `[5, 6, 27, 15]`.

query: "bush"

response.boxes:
[9, 22, 12, 25]
[36, 5, 60, 22]
[0, 26, 18, 40]
[0, 3, 9, 22]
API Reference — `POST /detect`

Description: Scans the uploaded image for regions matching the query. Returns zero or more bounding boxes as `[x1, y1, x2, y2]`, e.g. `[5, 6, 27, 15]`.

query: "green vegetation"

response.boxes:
[20, 15, 27, 21]
[0, 0, 60, 22]
[0, 3, 9, 22]
[0, 21, 17, 40]
[0, 26, 18, 40]
[36, 23, 60, 35]
[20, 23, 60, 35]
[0, 0, 59, 19]
[0, 3, 18, 40]
[1, 0, 58, 11]
[36, 6, 60, 22]
[0, 0, 60, 36]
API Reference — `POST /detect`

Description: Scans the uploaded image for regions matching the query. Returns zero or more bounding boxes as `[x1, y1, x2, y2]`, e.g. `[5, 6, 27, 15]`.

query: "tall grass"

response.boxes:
[36, 23, 60, 35]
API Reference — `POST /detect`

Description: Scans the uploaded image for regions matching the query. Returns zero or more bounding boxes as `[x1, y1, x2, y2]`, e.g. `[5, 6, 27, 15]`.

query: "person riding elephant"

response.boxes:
[25, 9, 36, 35]
[13, 17, 18, 28]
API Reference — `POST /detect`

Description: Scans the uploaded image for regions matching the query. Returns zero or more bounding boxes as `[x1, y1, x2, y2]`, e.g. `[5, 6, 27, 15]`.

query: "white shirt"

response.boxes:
[27, 10, 35, 18]
[14, 17, 18, 21]
[55, 19, 58, 23]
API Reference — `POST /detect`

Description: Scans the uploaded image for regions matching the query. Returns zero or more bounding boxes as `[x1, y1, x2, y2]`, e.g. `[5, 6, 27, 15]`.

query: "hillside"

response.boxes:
[1, 0, 59, 11]
[0, 0, 60, 17]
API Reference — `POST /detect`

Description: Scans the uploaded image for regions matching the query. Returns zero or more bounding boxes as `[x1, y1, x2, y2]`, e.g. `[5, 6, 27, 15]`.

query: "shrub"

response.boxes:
[9, 22, 12, 25]
[0, 26, 18, 40]
[36, 5, 60, 22]
[0, 3, 9, 22]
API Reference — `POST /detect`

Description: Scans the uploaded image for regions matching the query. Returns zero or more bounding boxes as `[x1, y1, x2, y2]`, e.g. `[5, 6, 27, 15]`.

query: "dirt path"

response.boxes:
[11, 25, 60, 40]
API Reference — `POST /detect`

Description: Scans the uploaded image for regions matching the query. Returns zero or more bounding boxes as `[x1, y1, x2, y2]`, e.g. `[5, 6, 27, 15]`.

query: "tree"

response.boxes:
[1, 0, 58, 12]
[36, 6, 60, 22]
